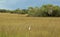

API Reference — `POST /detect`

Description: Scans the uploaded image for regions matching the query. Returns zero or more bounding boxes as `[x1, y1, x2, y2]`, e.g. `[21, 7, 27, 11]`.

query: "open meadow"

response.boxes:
[0, 13, 60, 37]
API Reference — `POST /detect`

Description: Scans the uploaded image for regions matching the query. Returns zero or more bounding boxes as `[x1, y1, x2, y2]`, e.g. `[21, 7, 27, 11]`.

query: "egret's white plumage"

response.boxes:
[28, 26, 31, 31]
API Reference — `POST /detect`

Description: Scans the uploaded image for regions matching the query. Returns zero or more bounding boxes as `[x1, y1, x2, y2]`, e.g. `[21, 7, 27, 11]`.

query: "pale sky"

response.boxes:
[0, 0, 60, 10]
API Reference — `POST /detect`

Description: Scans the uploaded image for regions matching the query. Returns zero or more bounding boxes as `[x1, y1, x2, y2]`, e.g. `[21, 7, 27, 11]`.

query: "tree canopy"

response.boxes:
[0, 4, 60, 17]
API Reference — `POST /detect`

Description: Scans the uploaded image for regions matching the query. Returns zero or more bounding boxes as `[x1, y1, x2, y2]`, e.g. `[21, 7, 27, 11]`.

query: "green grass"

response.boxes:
[0, 13, 60, 37]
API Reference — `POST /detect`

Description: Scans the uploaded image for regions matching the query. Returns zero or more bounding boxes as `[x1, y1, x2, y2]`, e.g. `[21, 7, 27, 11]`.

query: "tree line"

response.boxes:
[0, 4, 60, 17]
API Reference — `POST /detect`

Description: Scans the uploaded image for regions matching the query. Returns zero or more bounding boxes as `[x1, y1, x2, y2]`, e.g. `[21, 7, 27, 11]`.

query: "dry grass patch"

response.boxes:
[0, 13, 60, 37]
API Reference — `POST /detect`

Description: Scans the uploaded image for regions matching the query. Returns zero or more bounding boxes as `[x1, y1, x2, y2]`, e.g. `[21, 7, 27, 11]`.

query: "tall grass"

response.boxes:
[0, 13, 60, 37]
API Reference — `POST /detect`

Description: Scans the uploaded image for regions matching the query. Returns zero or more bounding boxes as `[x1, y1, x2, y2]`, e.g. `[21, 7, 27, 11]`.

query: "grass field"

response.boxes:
[0, 13, 60, 37]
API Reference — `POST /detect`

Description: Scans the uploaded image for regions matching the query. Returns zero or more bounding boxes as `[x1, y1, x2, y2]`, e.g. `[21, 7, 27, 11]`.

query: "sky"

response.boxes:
[0, 0, 60, 10]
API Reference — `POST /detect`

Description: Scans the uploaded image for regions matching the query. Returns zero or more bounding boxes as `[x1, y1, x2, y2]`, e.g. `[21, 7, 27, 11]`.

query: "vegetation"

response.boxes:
[0, 13, 60, 37]
[0, 4, 60, 37]
[0, 4, 60, 17]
